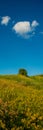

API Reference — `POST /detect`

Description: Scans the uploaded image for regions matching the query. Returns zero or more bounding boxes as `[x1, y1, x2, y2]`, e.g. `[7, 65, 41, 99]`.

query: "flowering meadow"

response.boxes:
[0, 75, 43, 130]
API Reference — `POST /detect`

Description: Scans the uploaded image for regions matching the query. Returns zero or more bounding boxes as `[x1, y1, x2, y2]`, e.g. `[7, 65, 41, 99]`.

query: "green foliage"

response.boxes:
[18, 68, 28, 77]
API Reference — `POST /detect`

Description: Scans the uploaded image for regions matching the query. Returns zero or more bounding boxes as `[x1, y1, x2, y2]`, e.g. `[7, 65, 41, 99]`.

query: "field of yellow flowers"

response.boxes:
[0, 75, 43, 130]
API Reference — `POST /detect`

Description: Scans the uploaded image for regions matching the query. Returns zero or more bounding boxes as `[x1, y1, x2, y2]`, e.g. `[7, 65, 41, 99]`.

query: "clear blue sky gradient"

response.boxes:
[0, 0, 43, 75]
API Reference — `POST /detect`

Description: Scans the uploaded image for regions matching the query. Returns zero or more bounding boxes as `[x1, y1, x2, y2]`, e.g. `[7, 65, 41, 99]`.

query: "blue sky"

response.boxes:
[0, 0, 43, 75]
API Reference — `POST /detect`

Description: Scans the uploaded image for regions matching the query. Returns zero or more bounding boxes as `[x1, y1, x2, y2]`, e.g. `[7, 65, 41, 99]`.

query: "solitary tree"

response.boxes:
[18, 68, 28, 77]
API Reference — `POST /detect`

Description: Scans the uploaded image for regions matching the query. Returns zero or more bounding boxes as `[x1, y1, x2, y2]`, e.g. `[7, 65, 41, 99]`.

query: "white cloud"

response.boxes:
[0, 17, 39, 39]
[13, 22, 31, 35]
[31, 20, 39, 28]
[1, 16, 11, 26]
[12, 20, 39, 38]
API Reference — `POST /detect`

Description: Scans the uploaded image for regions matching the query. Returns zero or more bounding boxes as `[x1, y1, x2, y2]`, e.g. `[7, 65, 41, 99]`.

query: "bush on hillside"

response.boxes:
[18, 68, 28, 77]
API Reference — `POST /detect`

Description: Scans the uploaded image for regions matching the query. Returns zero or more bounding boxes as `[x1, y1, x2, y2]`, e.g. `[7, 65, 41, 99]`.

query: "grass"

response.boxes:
[0, 74, 43, 130]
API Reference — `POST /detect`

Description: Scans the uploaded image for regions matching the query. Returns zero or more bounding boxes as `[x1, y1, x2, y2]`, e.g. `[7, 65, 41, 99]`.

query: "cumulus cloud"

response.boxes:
[1, 16, 11, 26]
[31, 20, 39, 28]
[12, 20, 39, 38]
[0, 16, 39, 39]
[13, 22, 31, 34]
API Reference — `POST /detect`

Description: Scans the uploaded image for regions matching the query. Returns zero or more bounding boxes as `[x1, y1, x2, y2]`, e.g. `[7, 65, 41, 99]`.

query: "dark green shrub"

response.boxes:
[18, 68, 28, 77]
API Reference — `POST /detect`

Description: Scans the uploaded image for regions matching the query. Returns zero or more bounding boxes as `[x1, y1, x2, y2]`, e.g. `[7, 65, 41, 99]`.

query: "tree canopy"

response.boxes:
[18, 68, 28, 77]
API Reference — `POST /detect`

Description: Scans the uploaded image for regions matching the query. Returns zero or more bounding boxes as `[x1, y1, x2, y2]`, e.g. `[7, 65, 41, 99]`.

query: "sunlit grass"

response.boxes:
[0, 75, 43, 130]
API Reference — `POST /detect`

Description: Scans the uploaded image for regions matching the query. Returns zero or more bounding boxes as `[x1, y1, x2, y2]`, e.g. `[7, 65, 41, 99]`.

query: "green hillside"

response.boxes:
[0, 75, 43, 130]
